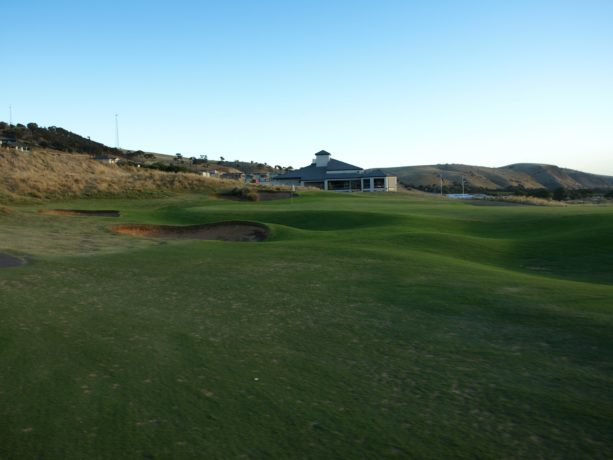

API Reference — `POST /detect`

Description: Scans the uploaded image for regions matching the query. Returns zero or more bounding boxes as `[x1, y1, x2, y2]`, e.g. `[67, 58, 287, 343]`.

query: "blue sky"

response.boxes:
[3, 0, 613, 174]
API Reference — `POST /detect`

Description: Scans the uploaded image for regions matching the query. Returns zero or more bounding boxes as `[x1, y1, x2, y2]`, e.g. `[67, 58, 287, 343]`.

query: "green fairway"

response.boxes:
[1, 192, 612, 459]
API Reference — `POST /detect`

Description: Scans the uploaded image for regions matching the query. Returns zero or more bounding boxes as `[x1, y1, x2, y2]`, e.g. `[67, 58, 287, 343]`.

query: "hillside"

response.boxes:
[3, 121, 611, 193]
[0, 122, 120, 156]
[0, 148, 237, 202]
[384, 163, 613, 191]
[0, 121, 285, 178]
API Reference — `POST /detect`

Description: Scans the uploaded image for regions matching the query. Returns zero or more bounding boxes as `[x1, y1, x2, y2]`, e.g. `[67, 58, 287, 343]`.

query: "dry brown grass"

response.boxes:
[0, 149, 237, 202]
[495, 195, 567, 206]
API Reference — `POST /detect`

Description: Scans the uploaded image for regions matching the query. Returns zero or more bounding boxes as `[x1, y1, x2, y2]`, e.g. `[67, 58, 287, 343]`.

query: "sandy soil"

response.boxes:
[40, 209, 121, 217]
[112, 221, 269, 242]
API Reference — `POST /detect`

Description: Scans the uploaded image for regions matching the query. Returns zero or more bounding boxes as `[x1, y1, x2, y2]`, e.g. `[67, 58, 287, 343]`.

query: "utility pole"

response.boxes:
[115, 114, 120, 149]
[9, 105, 12, 125]
[440, 174, 443, 197]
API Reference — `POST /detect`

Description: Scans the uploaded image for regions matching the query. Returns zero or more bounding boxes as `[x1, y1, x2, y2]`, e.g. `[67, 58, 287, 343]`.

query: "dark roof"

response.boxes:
[273, 166, 394, 182]
[272, 151, 395, 182]
[363, 168, 392, 177]
[273, 161, 360, 181]
[326, 158, 362, 171]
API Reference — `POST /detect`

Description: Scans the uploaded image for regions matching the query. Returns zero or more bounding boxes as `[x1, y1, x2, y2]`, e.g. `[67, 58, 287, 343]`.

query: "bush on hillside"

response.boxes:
[0, 123, 120, 156]
[142, 162, 196, 174]
[220, 186, 260, 201]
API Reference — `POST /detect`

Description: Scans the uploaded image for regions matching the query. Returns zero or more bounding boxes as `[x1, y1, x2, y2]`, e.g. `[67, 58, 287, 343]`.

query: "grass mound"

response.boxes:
[217, 187, 296, 202]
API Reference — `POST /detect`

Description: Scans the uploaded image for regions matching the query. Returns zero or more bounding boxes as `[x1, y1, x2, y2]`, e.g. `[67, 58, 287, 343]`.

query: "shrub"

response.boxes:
[219, 186, 260, 201]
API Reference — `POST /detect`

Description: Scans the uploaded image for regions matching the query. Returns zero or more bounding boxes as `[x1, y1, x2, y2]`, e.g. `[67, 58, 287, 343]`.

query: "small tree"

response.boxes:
[553, 187, 568, 201]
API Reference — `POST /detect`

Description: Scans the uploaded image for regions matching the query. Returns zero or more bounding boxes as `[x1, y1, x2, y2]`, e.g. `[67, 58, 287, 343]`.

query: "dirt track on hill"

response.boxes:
[112, 221, 269, 242]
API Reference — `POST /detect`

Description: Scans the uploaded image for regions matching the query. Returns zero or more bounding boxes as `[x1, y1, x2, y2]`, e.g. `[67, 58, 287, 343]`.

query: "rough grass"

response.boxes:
[0, 192, 612, 459]
[494, 195, 567, 206]
[0, 149, 237, 202]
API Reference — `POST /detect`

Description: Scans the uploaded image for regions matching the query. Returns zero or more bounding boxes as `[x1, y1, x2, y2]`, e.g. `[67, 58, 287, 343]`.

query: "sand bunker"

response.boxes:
[218, 191, 297, 201]
[257, 191, 296, 201]
[112, 221, 269, 242]
[0, 253, 26, 268]
[40, 209, 121, 217]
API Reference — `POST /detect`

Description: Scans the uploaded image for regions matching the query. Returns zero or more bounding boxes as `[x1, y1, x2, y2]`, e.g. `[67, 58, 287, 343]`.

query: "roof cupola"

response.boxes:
[314, 150, 331, 167]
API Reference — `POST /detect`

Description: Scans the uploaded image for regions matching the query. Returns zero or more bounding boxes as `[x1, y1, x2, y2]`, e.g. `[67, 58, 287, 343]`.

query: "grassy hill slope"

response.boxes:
[0, 149, 237, 202]
[384, 163, 613, 190]
[0, 192, 611, 459]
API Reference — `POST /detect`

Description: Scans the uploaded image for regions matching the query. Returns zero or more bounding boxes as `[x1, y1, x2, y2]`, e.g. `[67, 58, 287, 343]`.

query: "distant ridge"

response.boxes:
[383, 163, 613, 191]
[3, 120, 611, 191]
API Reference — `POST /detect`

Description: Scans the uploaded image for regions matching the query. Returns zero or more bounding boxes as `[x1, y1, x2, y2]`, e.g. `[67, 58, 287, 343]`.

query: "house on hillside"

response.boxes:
[272, 150, 397, 192]
[246, 172, 271, 184]
[220, 172, 245, 181]
[1, 138, 29, 151]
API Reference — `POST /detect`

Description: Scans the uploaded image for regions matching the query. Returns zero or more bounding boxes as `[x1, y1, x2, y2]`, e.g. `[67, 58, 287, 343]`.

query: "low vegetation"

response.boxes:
[218, 186, 261, 201]
[0, 149, 238, 202]
[0, 122, 119, 156]
[0, 191, 611, 459]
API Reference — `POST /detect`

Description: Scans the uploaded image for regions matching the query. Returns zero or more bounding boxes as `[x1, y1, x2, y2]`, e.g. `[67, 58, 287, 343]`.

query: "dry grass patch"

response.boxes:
[495, 195, 567, 206]
[0, 149, 237, 201]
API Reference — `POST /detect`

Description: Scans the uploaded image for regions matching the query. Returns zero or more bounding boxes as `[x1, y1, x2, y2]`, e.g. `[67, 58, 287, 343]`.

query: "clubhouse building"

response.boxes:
[272, 150, 397, 192]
